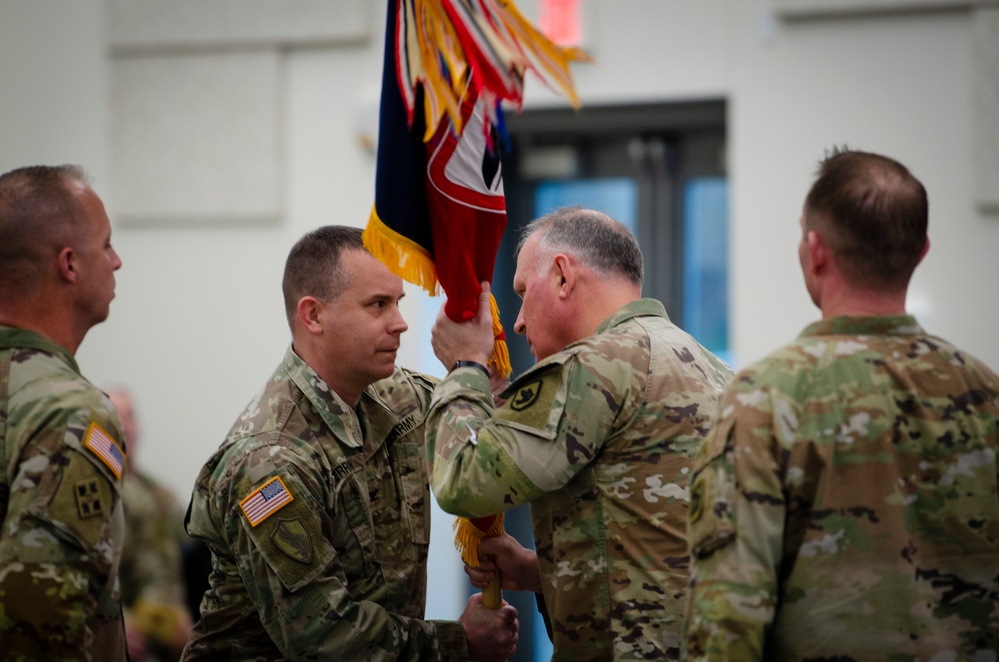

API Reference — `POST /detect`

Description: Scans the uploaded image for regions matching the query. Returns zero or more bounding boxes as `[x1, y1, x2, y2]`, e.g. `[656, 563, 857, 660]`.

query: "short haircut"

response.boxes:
[804, 147, 928, 290]
[282, 225, 366, 328]
[517, 206, 644, 286]
[0, 165, 90, 295]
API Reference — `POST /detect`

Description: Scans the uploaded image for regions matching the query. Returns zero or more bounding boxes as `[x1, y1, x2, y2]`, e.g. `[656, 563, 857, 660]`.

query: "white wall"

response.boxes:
[3, 0, 998, 621]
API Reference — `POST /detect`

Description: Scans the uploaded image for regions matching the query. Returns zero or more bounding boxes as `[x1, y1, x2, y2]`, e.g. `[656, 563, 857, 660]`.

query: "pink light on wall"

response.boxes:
[539, 0, 583, 48]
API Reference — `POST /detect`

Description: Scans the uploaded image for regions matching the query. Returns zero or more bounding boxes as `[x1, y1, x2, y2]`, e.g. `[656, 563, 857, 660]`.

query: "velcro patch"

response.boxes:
[271, 518, 313, 563]
[240, 476, 294, 527]
[74, 479, 105, 519]
[495, 365, 565, 437]
[509, 379, 543, 411]
[84, 421, 125, 479]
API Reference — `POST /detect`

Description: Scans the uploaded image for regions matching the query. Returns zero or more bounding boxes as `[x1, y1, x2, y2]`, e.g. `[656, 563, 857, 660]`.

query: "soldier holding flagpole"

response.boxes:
[427, 208, 733, 660]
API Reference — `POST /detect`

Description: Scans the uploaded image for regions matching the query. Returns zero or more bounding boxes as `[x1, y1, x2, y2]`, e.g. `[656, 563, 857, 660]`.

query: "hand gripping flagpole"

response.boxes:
[363, 0, 588, 623]
[453, 514, 506, 608]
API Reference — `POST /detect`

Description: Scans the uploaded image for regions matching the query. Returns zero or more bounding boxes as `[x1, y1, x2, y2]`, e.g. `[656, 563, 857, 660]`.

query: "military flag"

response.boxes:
[363, 0, 587, 378]
[363, 0, 587, 614]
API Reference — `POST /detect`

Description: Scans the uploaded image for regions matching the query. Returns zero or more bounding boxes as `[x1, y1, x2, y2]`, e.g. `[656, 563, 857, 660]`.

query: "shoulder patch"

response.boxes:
[240, 476, 294, 527]
[509, 379, 543, 411]
[271, 517, 313, 563]
[495, 365, 566, 438]
[74, 479, 106, 519]
[84, 421, 125, 479]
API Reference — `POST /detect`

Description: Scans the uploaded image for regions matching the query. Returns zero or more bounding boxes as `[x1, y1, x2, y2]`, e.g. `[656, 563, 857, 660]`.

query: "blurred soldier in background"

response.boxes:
[108, 387, 194, 662]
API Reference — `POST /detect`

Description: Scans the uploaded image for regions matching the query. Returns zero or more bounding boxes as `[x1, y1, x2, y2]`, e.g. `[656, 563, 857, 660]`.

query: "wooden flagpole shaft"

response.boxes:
[482, 575, 502, 609]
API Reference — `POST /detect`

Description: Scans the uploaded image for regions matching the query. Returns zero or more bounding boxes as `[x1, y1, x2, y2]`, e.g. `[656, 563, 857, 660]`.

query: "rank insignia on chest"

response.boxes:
[240, 476, 294, 527]
[84, 421, 125, 479]
[510, 380, 543, 411]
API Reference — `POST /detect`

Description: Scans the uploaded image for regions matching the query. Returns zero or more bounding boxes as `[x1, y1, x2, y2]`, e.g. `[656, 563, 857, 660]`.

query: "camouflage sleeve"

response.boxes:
[684, 387, 785, 661]
[0, 406, 126, 657]
[427, 353, 632, 517]
[217, 444, 467, 660]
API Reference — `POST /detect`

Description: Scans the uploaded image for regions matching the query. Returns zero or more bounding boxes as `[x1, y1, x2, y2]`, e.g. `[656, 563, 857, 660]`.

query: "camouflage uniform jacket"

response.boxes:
[685, 315, 999, 660]
[182, 346, 467, 661]
[427, 299, 733, 661]
[0, 326, 127, 660]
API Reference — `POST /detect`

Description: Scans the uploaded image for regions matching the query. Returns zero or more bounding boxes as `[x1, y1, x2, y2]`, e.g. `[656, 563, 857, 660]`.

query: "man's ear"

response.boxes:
[297, 296, 324, 334]
[917, 236, 930, 266]
[57, 247, 78, 283]
[552, 254, 575, 299]
[806, 230, 829, 276]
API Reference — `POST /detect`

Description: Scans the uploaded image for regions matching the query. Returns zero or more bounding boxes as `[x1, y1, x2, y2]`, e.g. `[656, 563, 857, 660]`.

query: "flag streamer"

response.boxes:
[364, 0, 588, 380]
[364, 1, 586, 617]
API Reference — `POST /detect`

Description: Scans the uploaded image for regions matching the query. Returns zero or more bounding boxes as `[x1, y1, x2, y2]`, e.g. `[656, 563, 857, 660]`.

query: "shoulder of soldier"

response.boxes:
[369, 367, 439, 412]
[923, 333, 999, 389]
[189, 431, 326, 537]
[5, 352, 124, 469]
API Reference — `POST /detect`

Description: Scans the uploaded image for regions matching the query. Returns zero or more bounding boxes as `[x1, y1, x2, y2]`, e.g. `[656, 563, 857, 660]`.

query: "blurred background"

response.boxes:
[3, 1, 998, 659]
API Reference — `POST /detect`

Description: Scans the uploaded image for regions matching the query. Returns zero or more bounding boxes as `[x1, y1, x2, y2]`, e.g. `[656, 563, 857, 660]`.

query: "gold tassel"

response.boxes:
[488, 294, 512, 379]
[453, 513, 505, 568]
[363, 206, 439, 295]
[454, 514, 505, 609]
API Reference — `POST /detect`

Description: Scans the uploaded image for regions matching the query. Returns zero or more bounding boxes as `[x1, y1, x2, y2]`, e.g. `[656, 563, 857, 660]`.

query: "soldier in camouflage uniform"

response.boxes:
[0, 165, 127, 659]
[427, 208, 733, 661]
[108, 388, 193, 662]
[182, 226, 518, 661]
[684, 148, 999, 660]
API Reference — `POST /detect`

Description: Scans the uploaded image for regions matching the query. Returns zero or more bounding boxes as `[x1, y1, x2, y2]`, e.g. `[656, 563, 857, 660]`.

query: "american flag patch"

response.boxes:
[240, 476, 294, 527]
[84, 421, 125, 479]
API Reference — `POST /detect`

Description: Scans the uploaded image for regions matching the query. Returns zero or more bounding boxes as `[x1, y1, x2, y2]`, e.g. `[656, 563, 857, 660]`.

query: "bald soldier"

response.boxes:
[684, 148, 999, 659]
[427, 207, 733, 660]
[0, 165, 126, 659]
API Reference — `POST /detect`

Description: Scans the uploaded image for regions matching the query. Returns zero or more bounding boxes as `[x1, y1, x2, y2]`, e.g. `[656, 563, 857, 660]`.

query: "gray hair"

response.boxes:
[517, 207, 643, 285]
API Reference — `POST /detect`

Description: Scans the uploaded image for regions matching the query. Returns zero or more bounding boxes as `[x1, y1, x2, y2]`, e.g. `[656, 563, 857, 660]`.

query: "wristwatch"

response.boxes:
[450, 360, 489, 376]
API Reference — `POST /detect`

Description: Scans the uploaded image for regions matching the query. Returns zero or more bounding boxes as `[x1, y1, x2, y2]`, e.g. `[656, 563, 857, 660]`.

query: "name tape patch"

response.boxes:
[84, 421, 125, 479]
[240, 476, 294, 527]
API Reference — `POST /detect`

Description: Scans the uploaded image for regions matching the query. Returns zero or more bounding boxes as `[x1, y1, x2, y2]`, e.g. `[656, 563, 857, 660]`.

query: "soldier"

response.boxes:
[0, 165, 126, 659]
[108, 387, 193, 662]
[427, 207, 733, 660]
[181, 226, 518, 660]
[684, 148, 999, 659]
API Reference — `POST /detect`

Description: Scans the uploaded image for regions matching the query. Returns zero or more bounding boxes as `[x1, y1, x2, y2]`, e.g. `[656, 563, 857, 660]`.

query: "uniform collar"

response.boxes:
[799, 315, 924, 339]
[282, 345, 364, 448]
[0, 325, 80, 374]
[593, 298, 669, 335]
[281, 345, 401, 450]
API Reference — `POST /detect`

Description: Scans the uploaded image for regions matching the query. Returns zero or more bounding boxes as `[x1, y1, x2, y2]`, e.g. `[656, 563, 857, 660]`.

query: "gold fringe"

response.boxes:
[488, 294, 512, 379]
[453, 513, 505, 568]
[363, 205, 438, 295]
[405, 0, 590, 141]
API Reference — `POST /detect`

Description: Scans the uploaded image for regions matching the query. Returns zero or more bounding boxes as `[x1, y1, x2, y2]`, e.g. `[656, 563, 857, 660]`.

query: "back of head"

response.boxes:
[282, 225, 366, 329]
[0, 165, 89, 298]
[804, 148, 927, 291]
[519, 206, 644, 286]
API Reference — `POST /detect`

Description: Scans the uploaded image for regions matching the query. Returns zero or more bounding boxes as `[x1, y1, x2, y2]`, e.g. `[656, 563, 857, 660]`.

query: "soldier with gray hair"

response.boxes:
[427, 207, 733, 660]
[684, 148, 999, 659]
[182, 225, 519, 660]
[0, 164, 126, 659]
